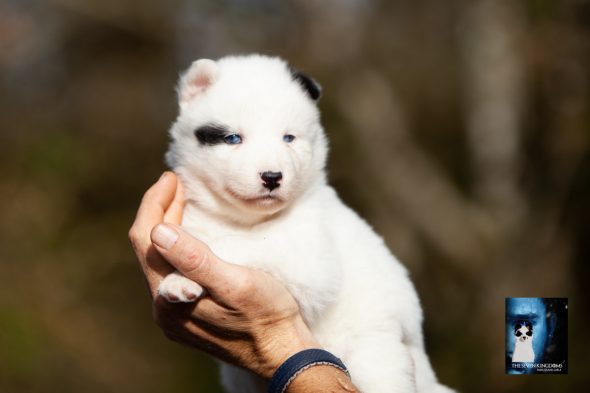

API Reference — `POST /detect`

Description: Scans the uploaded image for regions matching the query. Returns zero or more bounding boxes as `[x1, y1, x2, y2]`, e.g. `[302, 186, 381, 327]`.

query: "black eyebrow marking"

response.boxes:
[195, 124, 230, 145]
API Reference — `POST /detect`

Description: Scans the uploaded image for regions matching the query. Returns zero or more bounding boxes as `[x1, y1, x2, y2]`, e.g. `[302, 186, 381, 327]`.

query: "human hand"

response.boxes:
[128, 172, 320, 378]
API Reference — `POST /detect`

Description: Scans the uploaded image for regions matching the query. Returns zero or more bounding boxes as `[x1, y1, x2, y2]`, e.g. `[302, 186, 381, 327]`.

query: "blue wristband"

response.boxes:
[267, 348, 350, 393]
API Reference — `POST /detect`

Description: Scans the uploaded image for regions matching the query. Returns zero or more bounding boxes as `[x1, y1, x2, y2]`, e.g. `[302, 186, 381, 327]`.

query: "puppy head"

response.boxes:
[514, 321, 533, 342]
[167, 55, 327, 222]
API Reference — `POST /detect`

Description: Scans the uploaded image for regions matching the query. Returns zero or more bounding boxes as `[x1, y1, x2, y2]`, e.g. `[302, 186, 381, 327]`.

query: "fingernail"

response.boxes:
[159, 172, 170, 181]
[152, 224, 179, 250]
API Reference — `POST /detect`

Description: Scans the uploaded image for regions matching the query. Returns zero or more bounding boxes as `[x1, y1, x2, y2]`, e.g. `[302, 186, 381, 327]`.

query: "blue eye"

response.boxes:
[224, 134, 242, 145]
[283, 134, 296, 143]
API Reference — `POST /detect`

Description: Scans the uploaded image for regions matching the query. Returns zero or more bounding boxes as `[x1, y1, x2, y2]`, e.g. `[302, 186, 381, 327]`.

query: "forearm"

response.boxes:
[286, 365, 361, 393]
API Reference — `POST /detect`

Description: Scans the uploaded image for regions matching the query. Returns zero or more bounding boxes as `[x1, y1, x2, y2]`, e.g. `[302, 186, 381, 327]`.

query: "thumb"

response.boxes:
[150, 223, 236, 294]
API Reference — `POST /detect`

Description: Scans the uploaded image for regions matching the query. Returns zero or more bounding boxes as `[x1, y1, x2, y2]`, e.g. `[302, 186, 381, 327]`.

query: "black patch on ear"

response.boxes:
[195, 124, 229, 145]
[290, 67, 321, 101]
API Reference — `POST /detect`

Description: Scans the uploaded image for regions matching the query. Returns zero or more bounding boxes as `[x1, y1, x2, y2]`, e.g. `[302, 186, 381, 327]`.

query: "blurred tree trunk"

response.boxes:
[462, 0, 526, 227]
[460, 1, 528, 386]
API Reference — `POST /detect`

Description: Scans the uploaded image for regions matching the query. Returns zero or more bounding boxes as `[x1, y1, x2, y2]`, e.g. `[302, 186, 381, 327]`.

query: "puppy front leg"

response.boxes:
[157, 270, 204, 302]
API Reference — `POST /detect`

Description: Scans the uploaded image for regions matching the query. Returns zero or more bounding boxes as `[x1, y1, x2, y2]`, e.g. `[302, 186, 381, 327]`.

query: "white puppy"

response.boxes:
[160, 54, 454, 393]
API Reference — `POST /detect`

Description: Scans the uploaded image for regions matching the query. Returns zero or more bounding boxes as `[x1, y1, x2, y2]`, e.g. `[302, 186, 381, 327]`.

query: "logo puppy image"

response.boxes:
[512, 321, 534, 363]
[162, 54, 454, 393]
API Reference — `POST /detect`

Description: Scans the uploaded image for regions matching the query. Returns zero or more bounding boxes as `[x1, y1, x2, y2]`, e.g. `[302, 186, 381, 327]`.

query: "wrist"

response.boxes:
[268, 349, 351, 393]
[286, 365, 358, 393]
[256, 315, 320, 378]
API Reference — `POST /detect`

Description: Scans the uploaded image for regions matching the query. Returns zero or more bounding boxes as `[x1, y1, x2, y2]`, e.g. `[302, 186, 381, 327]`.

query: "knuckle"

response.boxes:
[128, 226, 139, 243]
[183, 248, 210, 275]
[185, 251, 203, 266]
[142, 187, 157, 202]
[128, 229, 146, 258]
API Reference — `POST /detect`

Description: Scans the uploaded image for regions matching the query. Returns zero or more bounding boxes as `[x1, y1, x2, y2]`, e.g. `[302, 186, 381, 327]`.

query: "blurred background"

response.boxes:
[1, 0, 589, 392]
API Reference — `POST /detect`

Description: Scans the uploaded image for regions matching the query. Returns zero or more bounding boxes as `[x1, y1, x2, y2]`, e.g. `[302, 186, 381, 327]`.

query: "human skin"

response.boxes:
[128, 172, 361, 392]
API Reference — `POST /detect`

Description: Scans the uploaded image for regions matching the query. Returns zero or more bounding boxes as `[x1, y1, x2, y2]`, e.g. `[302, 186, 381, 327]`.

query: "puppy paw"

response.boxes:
[158, 272, 204, 303]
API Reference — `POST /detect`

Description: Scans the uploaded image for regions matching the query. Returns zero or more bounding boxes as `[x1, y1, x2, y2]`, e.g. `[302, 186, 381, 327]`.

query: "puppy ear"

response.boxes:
[290, 67, 322, 101]
[178, 59, 219, 110]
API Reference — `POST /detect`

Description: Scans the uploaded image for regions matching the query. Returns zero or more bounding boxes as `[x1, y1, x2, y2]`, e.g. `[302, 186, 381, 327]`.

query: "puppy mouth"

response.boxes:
[243, 195, 282, 203]
[224, 187, 284, 205]
[254, 194, 279, 200]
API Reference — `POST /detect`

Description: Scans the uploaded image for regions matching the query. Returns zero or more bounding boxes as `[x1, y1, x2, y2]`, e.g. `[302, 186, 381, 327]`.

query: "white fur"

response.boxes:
[512, 326, 534, 363]
[158, 271, 204, 302]
[160, 54, 455, 393]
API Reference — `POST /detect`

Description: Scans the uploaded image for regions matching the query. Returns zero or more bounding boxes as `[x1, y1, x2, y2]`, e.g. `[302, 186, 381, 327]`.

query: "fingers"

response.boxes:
[164, 178, 185, 224]
[191, 296, 242, 329]
[129, 172, 178, 253]
[150, 223, 242, 299]
[129, 172, 179, 296]
[152, 297, 228, 349]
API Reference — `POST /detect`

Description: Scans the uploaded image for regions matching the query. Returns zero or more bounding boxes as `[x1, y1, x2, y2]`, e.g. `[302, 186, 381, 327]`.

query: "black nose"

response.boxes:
[261, 171, 282, 191]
